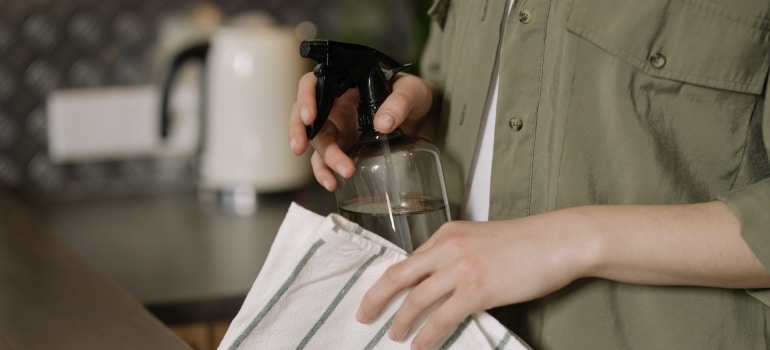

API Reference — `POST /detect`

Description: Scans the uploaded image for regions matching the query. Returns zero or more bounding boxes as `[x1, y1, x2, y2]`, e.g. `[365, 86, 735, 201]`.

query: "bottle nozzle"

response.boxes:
[299, 40, 328, 62]
[299, 40, 409, 140]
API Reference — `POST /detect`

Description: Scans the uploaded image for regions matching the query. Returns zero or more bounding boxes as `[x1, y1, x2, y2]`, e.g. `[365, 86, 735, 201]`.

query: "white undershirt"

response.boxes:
[461, 0, 515, 221]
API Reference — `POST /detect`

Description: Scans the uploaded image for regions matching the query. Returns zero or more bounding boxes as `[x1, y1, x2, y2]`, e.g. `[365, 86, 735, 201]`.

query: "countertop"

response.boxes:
[0, 190, 190, 349]
[41, 184, 337, 324]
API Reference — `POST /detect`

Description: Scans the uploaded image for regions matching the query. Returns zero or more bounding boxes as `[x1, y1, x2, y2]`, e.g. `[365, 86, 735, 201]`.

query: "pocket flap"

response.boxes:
[564, 0, 770, 94]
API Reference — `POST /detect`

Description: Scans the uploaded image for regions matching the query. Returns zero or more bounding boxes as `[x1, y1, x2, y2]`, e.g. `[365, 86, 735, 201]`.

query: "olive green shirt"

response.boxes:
[422, 0, 770, 348]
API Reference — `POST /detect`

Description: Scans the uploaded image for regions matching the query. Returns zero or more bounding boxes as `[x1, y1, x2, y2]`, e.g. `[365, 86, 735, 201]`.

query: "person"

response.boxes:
[288, 0, 770, 349]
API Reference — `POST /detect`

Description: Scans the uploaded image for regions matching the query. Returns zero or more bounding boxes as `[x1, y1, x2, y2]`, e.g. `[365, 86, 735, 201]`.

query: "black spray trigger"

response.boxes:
[308, 74, 337, 140]
[299, 40, 410, 140]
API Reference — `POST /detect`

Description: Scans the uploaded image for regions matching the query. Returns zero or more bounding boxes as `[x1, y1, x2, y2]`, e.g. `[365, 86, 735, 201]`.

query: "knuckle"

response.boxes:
[445, 220, 469, 232]
[434, 235, 467, 258]
[454, 256, 481, 274]
[387, 91, 410, 109]
[435, 221, 466, 238]
[382, 263, 409, 284]
[402, 290, 430, 311]
[425, 313, 454, 334]
[384, 93, 411, 120]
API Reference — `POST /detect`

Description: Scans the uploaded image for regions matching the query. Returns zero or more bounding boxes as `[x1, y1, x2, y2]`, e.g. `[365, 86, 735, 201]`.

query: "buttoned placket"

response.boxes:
[488, 0, 552, 220]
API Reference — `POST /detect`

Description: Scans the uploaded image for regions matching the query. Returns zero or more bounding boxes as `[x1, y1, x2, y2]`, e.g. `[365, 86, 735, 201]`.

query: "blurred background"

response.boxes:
[0, 0, 433, 202]
[0, 1, 435, 348]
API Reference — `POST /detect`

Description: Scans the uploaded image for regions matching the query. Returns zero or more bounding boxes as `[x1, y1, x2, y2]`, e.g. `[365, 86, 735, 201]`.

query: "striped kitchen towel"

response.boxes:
[218, 203, 530, 350]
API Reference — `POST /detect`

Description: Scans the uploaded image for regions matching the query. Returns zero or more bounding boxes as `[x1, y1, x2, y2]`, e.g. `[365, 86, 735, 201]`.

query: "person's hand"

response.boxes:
[288, 72, 435, 191]
[356, 211, 599, 349]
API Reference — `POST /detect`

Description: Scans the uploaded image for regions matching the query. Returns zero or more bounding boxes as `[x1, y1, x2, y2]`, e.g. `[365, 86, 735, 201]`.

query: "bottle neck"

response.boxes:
[359, 127, 403, 142]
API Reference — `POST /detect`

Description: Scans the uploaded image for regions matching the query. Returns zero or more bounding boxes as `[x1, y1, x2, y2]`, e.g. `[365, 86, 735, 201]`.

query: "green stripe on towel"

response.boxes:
[296, 246, 387, 349]
[494, 332, 513, 350]
[229, 239, 326, 350]
[439, 316, 472, 349]
[363, 314, 395, 350]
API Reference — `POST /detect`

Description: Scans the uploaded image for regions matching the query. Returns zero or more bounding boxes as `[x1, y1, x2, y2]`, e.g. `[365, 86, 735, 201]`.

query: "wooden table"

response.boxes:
[0, 191, 190, 349]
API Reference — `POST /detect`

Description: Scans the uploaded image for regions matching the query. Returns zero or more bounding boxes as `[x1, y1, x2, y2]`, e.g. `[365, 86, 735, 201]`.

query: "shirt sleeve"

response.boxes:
[716, 73, 770, 304]
[718, 178, 770, 272]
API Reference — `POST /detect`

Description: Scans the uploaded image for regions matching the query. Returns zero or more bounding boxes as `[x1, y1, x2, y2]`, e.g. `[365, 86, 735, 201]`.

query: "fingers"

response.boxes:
[387, 253, 484, 349]
[410, 293, 477, 350]
[296, 72, 318, 125]
[387, 272, 453, 342]
[290, 72, 360, 188]
[288, 103, 309, 155]
[288, 72, 319, 155]
[359, 254, 480, 350]
[311, 120, 355, 179]
[309, 140, 350, 192]
[358, 223, 489, 349]
[310, 151, 337, 192]
[310, 133, 355, 192]
[357, 257, 432, 325]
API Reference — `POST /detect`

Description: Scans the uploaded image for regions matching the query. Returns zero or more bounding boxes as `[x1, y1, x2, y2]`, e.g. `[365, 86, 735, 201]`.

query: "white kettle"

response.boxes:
[161, 14, 311, 196]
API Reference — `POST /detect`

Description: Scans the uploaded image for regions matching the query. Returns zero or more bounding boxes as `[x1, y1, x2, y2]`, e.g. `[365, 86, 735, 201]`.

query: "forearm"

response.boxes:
[571, 201, 770, 289]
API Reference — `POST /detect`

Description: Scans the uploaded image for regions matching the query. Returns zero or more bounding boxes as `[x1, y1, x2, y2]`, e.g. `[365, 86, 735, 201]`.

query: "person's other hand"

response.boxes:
[288, 72, 434, 191]
[356, 212, 598, 349]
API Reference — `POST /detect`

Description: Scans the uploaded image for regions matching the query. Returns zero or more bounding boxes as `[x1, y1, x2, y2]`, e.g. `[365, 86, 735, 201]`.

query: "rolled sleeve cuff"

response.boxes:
[716, 178, 770, 304]
[716, 178, 770, 271]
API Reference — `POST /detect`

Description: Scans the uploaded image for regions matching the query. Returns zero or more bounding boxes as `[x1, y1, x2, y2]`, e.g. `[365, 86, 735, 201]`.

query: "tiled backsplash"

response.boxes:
[0, 0, 423, 201]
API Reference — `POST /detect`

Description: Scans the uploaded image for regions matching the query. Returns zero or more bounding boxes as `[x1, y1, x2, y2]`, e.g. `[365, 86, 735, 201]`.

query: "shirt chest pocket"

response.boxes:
[564, 0, 770, 95]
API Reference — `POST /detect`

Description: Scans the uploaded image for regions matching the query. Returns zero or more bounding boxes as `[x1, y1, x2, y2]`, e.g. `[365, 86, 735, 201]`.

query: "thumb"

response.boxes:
[373, 74, 433, 134]
[374, 91, 410, 134]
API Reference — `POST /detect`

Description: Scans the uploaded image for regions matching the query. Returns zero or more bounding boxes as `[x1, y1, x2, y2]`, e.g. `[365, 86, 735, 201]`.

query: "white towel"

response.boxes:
[219, 203, 531, 350]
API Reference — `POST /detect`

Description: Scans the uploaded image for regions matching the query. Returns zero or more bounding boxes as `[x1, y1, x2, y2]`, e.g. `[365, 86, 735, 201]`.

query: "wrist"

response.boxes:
[559, 206, 609, 280]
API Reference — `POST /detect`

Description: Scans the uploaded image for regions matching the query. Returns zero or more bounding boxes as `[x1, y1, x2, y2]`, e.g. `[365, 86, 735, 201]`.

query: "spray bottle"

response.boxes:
[300, 40, 451, 253]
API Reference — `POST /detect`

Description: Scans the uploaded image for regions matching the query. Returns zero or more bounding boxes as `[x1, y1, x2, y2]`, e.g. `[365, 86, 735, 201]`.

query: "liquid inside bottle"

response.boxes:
[339, 195, 447, 250]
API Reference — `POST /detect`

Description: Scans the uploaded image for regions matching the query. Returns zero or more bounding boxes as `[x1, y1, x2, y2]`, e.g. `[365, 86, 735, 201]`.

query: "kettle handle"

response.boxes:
[159, 42, 210, 140]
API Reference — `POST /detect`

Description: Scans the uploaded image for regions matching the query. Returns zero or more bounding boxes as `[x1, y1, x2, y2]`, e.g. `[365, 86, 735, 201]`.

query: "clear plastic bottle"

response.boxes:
[336, 129, 450, 253]
[300, 39, 451, 253]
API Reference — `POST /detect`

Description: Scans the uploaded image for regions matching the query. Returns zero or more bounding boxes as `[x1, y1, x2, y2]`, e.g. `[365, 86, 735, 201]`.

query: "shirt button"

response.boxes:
[518, 9, 533, 24]
[509, 117, 524, 131]
[649, 53, 666, 69]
